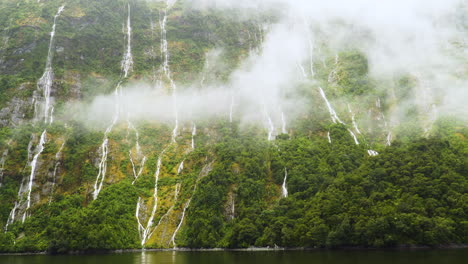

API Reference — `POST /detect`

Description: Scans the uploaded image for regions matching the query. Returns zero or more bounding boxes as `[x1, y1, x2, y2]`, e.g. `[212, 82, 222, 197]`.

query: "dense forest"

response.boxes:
[0, 0, 466, 253]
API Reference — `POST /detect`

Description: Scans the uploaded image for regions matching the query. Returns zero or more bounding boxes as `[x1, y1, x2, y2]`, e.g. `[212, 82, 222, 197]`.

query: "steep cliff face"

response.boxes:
[0, 0, 466, 252]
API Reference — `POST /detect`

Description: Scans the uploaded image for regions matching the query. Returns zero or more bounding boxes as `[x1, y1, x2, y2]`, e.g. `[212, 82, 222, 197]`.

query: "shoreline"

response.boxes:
[1, 244, 467, 256]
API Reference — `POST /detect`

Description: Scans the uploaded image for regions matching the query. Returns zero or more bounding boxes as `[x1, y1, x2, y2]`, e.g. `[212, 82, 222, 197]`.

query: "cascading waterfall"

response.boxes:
[177, 160, 184, 175]
[281, 111, 287, 134]
[35, 5, 65, 124]
[159, 0, 179, 143]
[5, 200, 19, 231]
[327, 53, 339, 85]
[7, 6, 66, 224]
[23, 130, 47, 222]
[94, 4, 134, 199]
[319, 87, 343, 124]
[348, 104, 362, 135]
[191, 124, 196, 150]
[137, 155, 162, 247]
[49, 141, 65, 204]
[301, 15, 315, 77]
[152, 183, 181, 236]
[9, 5, 65, 223]
[386, 132, 392, 146]
[128, 121, 147, 185]
[136, 2, 180, 246]
[169, 161, 214, 248]
[348, 129, 360, 145]
[327, 131, 332, 144]
[297, 63, 307, 78]
[170, 199, 190, 248]
[282, 168, 288, 198]
[122, 3, 133, 78]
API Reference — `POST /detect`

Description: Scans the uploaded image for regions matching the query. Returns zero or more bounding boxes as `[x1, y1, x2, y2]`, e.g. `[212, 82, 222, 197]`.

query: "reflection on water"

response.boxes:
[0, 249, 467, 264]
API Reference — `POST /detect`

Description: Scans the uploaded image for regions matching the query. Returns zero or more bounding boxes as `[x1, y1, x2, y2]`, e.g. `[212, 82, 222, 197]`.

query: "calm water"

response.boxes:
[0, 249, 467, 264]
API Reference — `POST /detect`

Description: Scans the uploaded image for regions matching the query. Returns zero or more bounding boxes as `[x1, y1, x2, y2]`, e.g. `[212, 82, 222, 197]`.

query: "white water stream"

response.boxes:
[35, 5, 65, 124]
[23, 130, 47, 222]
[319, 87, 343, 124]
[191, 124, 196, 150]
[49, 141, 65, 204]
[282, 168, 288, 198]
[94, 4, 134, 199]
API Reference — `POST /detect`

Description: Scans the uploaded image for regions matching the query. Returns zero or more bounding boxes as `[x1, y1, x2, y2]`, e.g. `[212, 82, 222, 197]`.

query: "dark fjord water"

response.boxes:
[1, 249, 466, 264]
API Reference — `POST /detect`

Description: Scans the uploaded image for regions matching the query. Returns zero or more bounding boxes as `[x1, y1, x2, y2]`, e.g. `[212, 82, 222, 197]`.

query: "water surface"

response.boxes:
[1, 249, 466, 264]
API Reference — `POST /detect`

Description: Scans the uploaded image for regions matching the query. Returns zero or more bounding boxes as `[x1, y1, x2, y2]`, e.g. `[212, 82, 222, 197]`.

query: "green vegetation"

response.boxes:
[0, 0, 466, 254]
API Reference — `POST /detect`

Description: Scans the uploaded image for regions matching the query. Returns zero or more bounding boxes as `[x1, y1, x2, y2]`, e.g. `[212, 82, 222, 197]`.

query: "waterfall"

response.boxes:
[191, 124, 196, 150]
[121, 3, 133, 78]
[177, 160, 184, 175]
[347, 129, 360, 145]
[327, 131, 332, 144]
[301, 16, 315, 77]
[170, 199, 190, 248]
[137, 155, 162, 247]
[282, 168, 288, 198]
[159, 0, 179, 143]
[94, 3, 135, 199]
[348, 104, 362, 134]
[35, 5, 65, 124]
[281, 111, 287, 134]
[386, 132, 392, 146]
[319, 87, 343, 124]
[49, 141, 65, 204]
[297, 63, 307, 78]
[128, 121, 147, 185]
[93, 138, 109, 200]
[130, 151, 146, 185]
[152, 183, 181, 237]
[4, 5, 64, 225]
[5, 201, 19, 231]
[23, 130, 47, 222]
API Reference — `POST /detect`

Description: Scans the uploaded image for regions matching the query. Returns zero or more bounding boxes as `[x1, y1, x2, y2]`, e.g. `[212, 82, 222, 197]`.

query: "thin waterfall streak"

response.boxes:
[159, 1, 179, 143]
[170, 199, 190, 248]
[122, 3, 133, 78]
[282, 168, 288, 198]
[191, 124, 196, 150]
[23, 130, 47, 222]
[319, 87, 343, 124]
[386, 132, 392, 146]
[348, 104, 362, 135]
[49, 141, 65, 204]
[281, 111, 287, 134]
[348, 129, 360, 145]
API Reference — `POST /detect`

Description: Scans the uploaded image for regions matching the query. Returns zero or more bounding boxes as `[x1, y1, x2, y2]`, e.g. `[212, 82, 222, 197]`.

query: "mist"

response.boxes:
[72, 0, 468, 133]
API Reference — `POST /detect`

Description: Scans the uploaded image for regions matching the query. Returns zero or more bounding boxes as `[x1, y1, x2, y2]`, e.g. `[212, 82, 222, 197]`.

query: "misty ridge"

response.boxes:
[67, 0, 467, 134]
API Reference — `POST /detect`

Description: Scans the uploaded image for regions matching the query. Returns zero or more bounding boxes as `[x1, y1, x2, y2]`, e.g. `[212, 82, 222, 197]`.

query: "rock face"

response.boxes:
[0, 84, 34, 127]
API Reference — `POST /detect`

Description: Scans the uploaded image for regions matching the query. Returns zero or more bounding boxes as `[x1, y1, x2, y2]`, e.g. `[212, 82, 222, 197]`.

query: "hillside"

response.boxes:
[0, 0, 466, 253]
